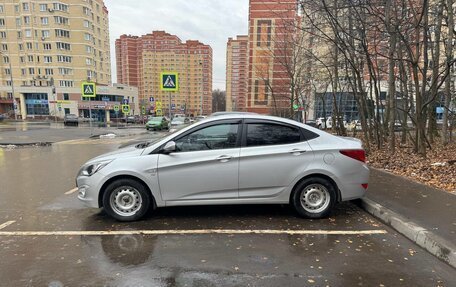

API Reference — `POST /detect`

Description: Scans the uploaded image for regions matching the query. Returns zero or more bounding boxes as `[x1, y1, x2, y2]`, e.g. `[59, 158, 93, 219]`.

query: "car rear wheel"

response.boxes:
[292, 177, 336, 219]
[102, 178, 152, 222]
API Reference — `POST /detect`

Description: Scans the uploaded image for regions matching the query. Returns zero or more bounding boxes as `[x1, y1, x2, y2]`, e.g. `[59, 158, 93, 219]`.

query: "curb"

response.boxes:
[359, 197, 456, 269]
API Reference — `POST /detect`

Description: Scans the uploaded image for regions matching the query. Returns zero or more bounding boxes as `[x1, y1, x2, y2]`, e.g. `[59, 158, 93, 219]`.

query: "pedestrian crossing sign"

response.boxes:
[160, 72, 178, 91]
[82, 82, 96, 98]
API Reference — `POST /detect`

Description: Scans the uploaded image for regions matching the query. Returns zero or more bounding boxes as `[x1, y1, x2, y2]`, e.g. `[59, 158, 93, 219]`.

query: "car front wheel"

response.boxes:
[292, 177, 336, 219]
[102, 178, 152, 222]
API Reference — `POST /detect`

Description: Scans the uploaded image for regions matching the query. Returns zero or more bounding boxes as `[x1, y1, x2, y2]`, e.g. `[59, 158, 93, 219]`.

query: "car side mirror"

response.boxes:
[162, 141, 176, 154]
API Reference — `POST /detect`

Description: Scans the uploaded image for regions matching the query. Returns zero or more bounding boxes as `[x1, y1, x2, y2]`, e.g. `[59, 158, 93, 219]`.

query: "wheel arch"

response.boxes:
[98, 174, 156, 208]
[289, 173, 341, 204]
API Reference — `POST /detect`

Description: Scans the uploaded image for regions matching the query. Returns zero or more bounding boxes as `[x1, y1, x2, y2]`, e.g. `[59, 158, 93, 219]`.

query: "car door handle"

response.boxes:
[289, 149, 307, 155]
[216, 155, 232, 162]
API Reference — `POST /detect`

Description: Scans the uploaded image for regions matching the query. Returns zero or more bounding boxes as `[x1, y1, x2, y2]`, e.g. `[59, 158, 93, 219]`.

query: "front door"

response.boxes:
[158, 120, 241, 201]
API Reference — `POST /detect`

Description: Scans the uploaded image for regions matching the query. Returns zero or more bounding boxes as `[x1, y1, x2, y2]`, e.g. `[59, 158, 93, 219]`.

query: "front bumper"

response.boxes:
[76, 171, 106, 208]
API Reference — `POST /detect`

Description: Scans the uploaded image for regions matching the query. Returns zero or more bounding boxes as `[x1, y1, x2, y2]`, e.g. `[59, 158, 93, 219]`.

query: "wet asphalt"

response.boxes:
[0, 130, 455, 286]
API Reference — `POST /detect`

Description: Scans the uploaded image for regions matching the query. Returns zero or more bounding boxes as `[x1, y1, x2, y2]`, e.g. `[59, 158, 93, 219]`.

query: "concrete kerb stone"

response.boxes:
[359, 197, 456, 269]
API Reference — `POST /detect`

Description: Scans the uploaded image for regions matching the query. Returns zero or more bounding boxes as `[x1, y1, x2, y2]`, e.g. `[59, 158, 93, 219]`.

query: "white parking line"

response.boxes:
[0, 221, 16, 230]
[0, 229, 388, 236]
[64, 188, 78, 195]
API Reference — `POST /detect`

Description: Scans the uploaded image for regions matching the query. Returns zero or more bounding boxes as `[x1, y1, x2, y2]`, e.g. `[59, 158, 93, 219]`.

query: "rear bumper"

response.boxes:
[337, 164, 370, 201]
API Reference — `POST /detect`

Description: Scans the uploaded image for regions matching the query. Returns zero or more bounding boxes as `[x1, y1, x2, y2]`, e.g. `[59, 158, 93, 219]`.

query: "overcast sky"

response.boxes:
[104, 0, 249, 90]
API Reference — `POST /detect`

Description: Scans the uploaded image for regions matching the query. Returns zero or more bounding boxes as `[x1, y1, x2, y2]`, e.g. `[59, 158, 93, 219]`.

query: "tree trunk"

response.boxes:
[443, 0, 454, 145]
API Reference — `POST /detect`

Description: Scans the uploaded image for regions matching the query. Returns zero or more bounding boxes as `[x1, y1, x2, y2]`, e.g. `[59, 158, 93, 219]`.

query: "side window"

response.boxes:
[175, 123, 239, 152]
[246, 123, 301, 147]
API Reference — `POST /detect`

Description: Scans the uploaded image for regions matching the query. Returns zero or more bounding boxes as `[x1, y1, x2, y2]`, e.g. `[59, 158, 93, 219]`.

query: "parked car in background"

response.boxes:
[146, 116, 169, 131]
[76, 114, 369, 221]
[126, 116, 136, 124]
[170, 117, 190, 127]
[64, 114, 79, 126]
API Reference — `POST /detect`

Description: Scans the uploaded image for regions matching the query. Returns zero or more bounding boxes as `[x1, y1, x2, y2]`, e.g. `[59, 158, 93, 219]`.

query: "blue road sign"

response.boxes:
[122, 99, 129, 105]
[149, 97, 154, 102]
[171, 103, 175, 110]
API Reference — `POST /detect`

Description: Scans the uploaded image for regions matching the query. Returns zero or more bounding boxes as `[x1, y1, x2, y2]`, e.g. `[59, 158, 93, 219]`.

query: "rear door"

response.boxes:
[238, 120, 314, 198]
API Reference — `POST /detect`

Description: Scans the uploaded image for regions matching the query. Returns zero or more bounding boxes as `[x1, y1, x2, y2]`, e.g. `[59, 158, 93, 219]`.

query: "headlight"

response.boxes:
[79, 160, 112, 177]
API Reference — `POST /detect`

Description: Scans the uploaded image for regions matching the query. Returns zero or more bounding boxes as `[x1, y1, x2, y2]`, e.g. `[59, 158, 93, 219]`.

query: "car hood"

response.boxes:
[86, 146, 144, 164]
[147, 121, 161, 125]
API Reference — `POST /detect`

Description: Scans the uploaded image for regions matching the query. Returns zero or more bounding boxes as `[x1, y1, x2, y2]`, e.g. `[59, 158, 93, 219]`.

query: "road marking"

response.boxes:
[0, 221, 16, 230]
[65, 188, 78, 195]
[0, 229, 387, 236]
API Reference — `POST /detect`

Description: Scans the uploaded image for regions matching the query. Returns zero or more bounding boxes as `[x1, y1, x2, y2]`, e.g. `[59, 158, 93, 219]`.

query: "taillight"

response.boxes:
[340, 149, 366, 163]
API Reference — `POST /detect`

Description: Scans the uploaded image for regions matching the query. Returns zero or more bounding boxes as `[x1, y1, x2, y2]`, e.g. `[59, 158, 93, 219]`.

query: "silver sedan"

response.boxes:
[76, 114, 369, 221]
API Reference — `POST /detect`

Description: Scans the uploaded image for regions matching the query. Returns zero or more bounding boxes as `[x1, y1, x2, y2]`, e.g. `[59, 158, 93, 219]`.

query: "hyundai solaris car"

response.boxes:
[76, 114, 369, 221]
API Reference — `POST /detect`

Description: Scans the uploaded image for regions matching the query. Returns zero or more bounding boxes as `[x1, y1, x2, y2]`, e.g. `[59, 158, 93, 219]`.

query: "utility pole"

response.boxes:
[50, 77, 57, 122]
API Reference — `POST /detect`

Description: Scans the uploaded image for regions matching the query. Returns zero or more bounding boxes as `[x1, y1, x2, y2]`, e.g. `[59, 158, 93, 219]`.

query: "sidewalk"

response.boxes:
[361, 168, 456, 267]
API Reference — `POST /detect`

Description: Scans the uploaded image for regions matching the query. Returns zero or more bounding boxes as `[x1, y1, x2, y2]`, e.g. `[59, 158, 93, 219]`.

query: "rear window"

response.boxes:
[246, 123, 301, 147]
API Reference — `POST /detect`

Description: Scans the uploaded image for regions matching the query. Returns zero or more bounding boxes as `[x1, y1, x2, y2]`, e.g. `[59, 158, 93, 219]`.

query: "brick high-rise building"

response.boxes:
[226, 35, 248, 112]
[0, 0, 111, 117]
[247, 0, 299, 115]
[116, 31, 213, 116]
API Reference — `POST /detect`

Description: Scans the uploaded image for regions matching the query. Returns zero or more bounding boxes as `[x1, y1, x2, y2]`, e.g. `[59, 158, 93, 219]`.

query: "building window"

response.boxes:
[29, 68, 35, 75]
[44, 56, 52, 63]
[25, 29, 32, 38]
[25, 93, 49, 115]
[0, 5, 3, 13]
[84, 33, 92, 41]
[254, 79, 269, 106]
[43, 43, 52, 50]
[21, 68, 26, 75]
[22, 3, 29, 11]
[83, 6, 91, 15]
[63, 93, 69, 100]
[16, 18, 21, 26]
[86, 58, 93, 65]
[1, 44, 7, 51]
[41, 17, 48, 25]
[40, 4, 47, 11]
[53, 3, 69, 12]
[41, 30, 50, 38]
[57, 55, 72, 63]
[0, 31, 6, 38]
[59, 68, 73, 75]
[24, 16, 30, 25]
[45, 68, 53, 75]
[26, 42, 32, 50]
[56, 42, 71, 50]
[5, 68, 10, 75]
[59, 80, 73, 87]
[83, 20, 90, 28]
[3, 56, 8, 63]
[17, 31, 22, 38]
[28, 55, 33, 62]
[256, 20, 272, 48]
[54, 16, 69, 25]
[85, 45, 93, 53]
[55, 29, 70, 38]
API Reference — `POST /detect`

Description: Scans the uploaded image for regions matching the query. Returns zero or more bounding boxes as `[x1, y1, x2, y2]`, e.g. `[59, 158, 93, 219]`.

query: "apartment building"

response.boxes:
[225, 35, 248, 112]
[0, 0, 112, 118]
[116, 31, 213, 116]
[247, 0, 299, 115]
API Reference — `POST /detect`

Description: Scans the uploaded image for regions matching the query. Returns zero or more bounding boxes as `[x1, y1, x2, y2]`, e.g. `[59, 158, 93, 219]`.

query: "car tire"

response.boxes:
[291, 177, 337, 219]
[146, 127, 149, 131]
[102, 178, 152, 222]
